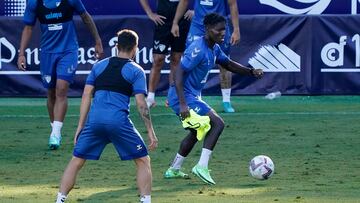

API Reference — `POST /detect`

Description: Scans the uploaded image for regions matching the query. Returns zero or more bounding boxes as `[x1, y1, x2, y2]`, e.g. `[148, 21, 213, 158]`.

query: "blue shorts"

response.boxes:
[40, 50, 78, 88]
[186, 21, 232, 55]
[73, 119, 148, 160]
[167, 86, 212, 116]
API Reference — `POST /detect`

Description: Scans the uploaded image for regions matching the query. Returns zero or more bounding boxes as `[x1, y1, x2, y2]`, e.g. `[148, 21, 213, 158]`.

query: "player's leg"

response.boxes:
[47, 88, 56, 123]
[219, 65, 234, 112]
[147, 53, 165, 107]
[134, 156, 152, 203]
[49, 50, 78, 149]
[56, 157, 86, 203]
[191, 111, 224, 185]
[147, 24, 170, 108]
[169, 19, 190, 85]
[220, 24, 234, 113]
[164, 129, 197, 179]
[169, 52, 182, 85]
[40, 52, 61, 149]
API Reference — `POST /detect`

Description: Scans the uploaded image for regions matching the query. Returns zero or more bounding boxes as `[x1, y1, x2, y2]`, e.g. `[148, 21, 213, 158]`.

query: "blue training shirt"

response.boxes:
[85, 57, 147, 124]
[191, 0, 228, 34]
[23, 0, 86, 53]
[171, 37, 229, 98]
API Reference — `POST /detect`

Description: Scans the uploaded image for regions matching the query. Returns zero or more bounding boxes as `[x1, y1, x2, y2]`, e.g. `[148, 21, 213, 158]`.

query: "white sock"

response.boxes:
[140, 195, 151, 203]
[56, 192, 67, 203]
[221, 88, 231, 102]
[198, 148, 212, 168]
[170, 153, 185, 170]
[147, 92, 155, 102]
[51, 121, 63, 137]
[50, 122, 53, 128]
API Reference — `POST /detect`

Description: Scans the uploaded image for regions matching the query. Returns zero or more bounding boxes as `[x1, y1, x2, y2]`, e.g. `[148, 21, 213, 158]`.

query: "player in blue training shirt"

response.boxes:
[171, 0, 241, 113]
[164, 13, 263, 185]
[55, 30, 158, 203]
[17, 0, 104, 150]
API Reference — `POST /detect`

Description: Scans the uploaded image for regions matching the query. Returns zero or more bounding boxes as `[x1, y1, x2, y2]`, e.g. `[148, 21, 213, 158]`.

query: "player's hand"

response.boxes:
[230, 29, 240, 45]
[252, 69, 264, 79]
[147, 131, 158, 151]
[17, 55, 26, 71]
[179, 105, 190, 120]
[171, 23, 180, 37]
[184, 10, 194, 21]
[149, 13, 166, 26]
[95, 40, 104, 59]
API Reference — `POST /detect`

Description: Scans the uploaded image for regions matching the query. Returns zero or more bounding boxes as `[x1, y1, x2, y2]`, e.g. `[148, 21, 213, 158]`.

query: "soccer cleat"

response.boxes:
[48, 134, 61, 150]
[164, 167, 190, 179]
[192, 164, 216, 185]
[223, 102, 235, 113]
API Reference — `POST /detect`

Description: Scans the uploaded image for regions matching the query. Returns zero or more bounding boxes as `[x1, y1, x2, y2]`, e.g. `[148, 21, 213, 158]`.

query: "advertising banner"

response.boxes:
[1, 15, 360, 96]
[1, 0, 360, 16]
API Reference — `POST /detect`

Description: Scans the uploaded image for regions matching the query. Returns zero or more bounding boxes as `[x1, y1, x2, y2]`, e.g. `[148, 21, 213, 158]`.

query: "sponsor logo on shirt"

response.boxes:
[48, 23, 63, 31]
[45, 12, 63, 20]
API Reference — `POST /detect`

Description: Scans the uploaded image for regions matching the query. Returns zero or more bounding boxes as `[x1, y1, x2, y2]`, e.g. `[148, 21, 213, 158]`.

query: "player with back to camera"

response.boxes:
[139, 0, 193, 108]
[164, 13, 263, 185]
[171, 0, 241, 113]
[55, 30, 158, 203]
[17, 0, 104, 150]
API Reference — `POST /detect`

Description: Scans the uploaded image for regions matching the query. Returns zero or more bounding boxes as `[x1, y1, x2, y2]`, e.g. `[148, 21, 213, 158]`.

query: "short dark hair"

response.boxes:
[203, 13, 226, 28]
[116, 29, 138, 52]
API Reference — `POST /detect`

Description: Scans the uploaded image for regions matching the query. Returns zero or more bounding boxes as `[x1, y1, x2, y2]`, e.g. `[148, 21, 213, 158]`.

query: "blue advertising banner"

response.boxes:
[1, 0, 360, 16]
[1, 15, 360, 96]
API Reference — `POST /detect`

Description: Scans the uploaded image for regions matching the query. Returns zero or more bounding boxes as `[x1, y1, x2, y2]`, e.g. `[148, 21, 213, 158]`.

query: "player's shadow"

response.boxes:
[81, 187, 138, 202]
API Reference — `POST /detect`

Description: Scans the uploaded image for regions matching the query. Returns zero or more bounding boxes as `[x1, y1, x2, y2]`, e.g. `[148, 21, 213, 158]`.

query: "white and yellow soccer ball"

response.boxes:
[249, 155, 275, 180]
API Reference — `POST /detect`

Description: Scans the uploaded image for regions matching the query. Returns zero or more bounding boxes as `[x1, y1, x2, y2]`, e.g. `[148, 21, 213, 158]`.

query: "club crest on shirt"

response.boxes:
[43, 75, 51, 83]
[154, 40, 166, 52]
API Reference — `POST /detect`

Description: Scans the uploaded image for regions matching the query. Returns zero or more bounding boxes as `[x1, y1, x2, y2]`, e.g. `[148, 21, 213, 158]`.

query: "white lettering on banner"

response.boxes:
[259, 0, 332, 14]
[0, 37, 16, 69]
[351, 0, 360, 14]
[321, 36, 346, 67]
[248, 43, 301, 72]
[321, 34, 360, 72]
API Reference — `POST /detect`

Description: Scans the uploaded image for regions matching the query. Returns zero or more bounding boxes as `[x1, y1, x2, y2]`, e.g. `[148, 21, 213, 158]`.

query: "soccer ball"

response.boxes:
[249, 155, 274, 180]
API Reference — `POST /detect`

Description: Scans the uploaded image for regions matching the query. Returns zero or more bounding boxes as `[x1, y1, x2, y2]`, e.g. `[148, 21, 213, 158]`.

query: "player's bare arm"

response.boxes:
[74, 85, 94, 145]
[174, 66, 190, 119]
[139, 0, 166, 26]
[171, 0, 189, 37]
[228, 0, 240, 45]
[135, 94, 158, 150]
[220, 59, 263, 78]
[17, 25, 33, 71]
[80, 12, 104, 59]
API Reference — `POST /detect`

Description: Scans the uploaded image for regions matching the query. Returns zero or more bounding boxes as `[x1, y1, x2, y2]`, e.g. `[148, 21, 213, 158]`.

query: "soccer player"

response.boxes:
[55, 30, 158, 203]
[139, 0, 192, 108]
[171, 0, 241, 113]
[164, 13, 263, 184]
[17, 0, 104, 150]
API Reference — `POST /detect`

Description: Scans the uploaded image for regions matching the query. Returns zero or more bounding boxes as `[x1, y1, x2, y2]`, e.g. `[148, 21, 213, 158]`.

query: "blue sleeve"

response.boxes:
[180, 45, 204, 72]
[23, 0, 37, 25]
[68, 0, 86, 14]
[215, 44, 230, 65]
[85, 66, 96, 86]
[122, 63, 147, 96]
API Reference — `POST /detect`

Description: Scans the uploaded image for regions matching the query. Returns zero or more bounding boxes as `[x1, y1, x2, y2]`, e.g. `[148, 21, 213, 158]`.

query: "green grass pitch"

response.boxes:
[0, 96, 359, 202]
